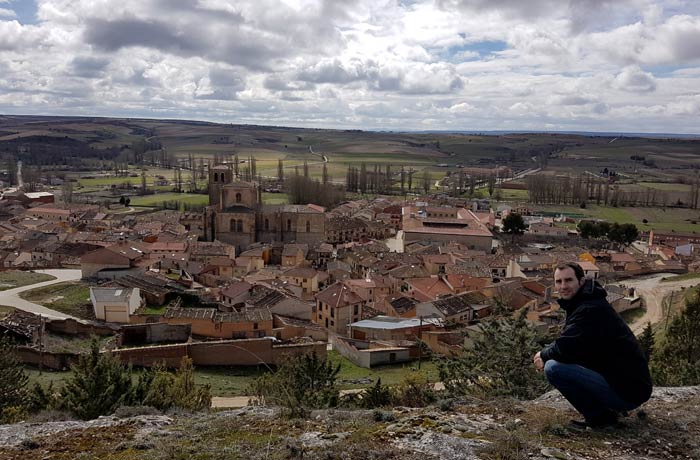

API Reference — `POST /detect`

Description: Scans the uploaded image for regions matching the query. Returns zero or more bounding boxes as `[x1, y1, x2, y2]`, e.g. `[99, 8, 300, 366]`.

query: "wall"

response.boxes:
[119, 323, 191, 346]
[112, 338, 326, 367]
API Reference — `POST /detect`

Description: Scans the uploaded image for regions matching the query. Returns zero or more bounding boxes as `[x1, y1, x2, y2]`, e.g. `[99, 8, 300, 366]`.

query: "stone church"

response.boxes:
[204, 165, 326, 252]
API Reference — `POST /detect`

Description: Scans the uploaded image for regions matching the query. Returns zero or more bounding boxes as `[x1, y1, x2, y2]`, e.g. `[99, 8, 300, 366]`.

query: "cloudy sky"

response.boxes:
[1, 0, 699, 134]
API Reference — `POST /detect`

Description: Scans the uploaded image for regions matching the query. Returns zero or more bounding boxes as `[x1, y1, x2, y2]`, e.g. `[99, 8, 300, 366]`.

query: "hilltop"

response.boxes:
[1, 386, 697, 460]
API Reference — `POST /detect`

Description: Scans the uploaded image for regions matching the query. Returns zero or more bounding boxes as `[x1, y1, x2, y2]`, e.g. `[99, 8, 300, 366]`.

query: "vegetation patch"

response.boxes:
[0, 271, 55, 291]
[19, 281, 94, 320]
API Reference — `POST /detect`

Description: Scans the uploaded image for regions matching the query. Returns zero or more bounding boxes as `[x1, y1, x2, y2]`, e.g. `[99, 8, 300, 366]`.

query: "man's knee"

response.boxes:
[544, 359, 566, 383]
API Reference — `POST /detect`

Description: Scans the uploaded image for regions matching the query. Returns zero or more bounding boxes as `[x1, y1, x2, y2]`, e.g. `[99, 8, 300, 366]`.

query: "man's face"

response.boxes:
[554, 267, 585, 300]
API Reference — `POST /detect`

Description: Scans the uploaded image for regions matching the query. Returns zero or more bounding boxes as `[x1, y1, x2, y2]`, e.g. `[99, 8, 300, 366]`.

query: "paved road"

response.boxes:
[620, 273, 700, 334]
[0, 269, 83, 320]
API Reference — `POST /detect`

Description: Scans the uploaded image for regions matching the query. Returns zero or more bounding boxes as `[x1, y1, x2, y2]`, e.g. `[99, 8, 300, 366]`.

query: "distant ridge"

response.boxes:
[393, 129, 700, 138]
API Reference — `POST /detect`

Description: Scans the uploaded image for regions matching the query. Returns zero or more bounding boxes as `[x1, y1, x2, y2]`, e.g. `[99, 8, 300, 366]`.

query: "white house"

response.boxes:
[89, 287, 141, 323]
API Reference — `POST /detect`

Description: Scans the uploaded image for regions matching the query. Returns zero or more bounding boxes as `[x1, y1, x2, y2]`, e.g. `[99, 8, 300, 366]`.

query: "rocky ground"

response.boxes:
[0, 387, 698, 460]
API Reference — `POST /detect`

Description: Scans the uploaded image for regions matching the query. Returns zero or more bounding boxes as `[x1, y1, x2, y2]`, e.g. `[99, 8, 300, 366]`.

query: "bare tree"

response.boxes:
[278, 159, 284, 183]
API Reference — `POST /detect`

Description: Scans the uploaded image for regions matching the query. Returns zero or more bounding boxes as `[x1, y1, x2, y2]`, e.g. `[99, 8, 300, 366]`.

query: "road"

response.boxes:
[0, 269, 82, 320]
[620, 273, 700, 334]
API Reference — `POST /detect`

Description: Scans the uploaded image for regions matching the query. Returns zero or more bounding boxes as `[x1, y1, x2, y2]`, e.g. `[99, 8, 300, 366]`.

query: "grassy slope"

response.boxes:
[0, 271, 56, 291]
[19, 281, 94, 320]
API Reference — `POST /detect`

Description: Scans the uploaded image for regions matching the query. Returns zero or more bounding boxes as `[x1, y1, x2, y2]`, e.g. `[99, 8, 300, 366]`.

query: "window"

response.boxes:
[264, 218, 269, 231]
[253, 322, 258, 330]
[354, 305, 359, 315]
[330, 320, 334, 326]
[230, 218, 236, 231]
[306, 221, 310, 232]
[235, 192, 242, 203]
[287, 219, 292, 231]
[236, 220, 243, 232]
[214, 173, 219, 182]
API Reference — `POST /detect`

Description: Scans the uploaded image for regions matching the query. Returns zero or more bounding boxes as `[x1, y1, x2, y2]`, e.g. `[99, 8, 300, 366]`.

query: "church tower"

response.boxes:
[208, 164, 232, 208]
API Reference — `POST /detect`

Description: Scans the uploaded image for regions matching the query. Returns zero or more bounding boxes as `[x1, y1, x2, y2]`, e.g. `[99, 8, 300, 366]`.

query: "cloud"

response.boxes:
[613, 65, 657, 92]
[0, 0, 698, 133]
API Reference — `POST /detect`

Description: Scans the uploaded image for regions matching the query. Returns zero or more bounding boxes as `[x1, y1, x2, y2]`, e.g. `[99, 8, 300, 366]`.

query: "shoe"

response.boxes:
[569, 411, 620, 430]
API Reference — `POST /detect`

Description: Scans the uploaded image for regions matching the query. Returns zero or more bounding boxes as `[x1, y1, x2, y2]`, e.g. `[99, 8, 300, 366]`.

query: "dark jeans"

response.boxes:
[544, 360, 638, 421]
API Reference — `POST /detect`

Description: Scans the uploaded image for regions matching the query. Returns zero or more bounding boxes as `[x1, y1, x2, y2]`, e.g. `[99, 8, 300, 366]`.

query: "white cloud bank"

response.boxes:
[0, 0, 697, 133]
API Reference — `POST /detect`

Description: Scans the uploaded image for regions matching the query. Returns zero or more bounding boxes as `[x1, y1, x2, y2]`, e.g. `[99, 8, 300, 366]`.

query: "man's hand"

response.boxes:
[533, 351, 544, 371]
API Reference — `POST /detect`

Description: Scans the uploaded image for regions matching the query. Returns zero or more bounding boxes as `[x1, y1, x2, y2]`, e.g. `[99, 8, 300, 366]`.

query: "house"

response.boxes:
[161, 306, 273, 339]
[402, 205, 493, 250]
[80, 242, 150, 279]
[89, 287, 142, 323]
[279, 267, 319, 298]
[314, 282, 364, 335]
[578, 260, 600, 279]
[348, 315, 438, 342]
[281, 243, 308, 267]
[220, 281, 253, 306]
[416, 291, 491, 324]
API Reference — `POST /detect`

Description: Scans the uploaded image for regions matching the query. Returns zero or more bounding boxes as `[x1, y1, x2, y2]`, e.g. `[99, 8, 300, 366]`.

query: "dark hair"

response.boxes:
[554, 262, 585, 281]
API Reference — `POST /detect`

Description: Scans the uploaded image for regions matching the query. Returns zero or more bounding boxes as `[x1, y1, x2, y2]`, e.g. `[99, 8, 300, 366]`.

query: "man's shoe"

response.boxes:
[569, 411, 620, 430]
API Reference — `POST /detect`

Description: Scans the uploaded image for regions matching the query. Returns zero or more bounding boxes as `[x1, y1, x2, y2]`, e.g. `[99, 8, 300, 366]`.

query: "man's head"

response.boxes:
[554, 262, 586, 300]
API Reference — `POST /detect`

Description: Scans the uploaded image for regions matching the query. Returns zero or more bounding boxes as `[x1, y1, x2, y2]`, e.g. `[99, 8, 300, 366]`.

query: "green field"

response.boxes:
[25, 350, 439, 397]
[130, 192, 209, 207]
[532, 204, 700, 233]
[19, 282, 94, 320]
[0, 271, 55, 291]
[261, 192, 289, 205]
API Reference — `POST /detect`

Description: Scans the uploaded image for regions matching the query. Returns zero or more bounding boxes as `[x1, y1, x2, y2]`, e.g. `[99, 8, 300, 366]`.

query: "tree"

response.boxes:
[277, 159, 284, 183]
[501, 212, 527, 242]
[422, 169, 430, 194]
[62, 180, 74, 204]
[650, 294, 700, 386]
[0, 337, 29, 422]
[438, 309, 550, 400]
[608, 223, 639, 247]
[639, 322, 655, 361]
[61, 339, 133, 420]
[248, 351, 340, 417]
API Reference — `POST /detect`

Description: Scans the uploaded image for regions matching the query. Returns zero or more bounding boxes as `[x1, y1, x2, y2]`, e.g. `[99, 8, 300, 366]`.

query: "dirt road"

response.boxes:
[0, 269, 82, 320]
[620, 274, 700, 334]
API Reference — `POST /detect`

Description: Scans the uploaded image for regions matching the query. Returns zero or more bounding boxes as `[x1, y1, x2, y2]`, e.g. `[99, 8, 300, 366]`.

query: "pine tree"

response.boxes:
[639, 322, 655, 361]
[650, 295, 700, 386]
[438, 309, 549, 400]
[0, 337, 29, 417]
[61, 338, 133, 420]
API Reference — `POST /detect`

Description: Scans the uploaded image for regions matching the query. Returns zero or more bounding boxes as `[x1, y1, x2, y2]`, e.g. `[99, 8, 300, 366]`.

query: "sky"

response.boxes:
[1, 0, 699, 134]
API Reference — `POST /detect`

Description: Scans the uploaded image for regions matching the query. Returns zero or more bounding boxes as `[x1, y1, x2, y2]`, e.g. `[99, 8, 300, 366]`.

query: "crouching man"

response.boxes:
[533, 262, 652, 428]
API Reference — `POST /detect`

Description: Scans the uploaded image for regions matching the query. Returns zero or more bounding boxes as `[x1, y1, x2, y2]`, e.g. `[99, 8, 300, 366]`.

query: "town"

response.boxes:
[0, 118, 697, 390]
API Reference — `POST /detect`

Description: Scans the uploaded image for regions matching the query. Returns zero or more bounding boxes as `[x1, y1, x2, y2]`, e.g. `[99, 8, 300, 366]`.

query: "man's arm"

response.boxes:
[540, 304, 600, 364]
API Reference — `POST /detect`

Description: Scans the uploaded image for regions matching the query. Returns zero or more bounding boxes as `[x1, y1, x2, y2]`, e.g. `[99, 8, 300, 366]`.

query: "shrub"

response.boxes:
[438, 309, 549, 400]
[61, 338, 132, 420]
[248, 351, 340, 417]
[0, 336, 29, 422]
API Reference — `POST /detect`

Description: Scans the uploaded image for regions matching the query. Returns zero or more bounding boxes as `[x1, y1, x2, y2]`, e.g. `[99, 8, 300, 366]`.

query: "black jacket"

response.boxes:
[540, 279, 652, 406]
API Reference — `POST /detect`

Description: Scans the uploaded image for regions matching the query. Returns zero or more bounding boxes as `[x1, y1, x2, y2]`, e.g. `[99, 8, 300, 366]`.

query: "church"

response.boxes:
[204, 165, 326, 252]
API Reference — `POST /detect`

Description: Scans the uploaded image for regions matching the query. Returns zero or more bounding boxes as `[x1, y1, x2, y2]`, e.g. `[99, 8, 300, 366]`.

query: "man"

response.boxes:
[533, 262, 652, 428]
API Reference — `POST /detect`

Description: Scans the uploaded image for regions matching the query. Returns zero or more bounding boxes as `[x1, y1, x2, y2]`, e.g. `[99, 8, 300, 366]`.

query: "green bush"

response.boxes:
[651, 295, 700, 386]
[438, 309, 549, 400]
[0, 336, 29, 423]
[248, 351, 340, 417]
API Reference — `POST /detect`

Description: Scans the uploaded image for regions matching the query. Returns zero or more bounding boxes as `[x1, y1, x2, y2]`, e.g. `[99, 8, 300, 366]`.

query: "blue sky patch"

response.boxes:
[446, 40, 509, 61]
[9, 0, 37, 25]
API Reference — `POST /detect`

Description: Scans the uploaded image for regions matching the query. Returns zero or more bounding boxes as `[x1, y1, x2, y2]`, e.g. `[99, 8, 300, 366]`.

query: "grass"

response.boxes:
[129, 192, 209, 207]
[23, 348, 440, 397]
[0, 271, 56, 291]
[660, 272, 700, 283]
[19, 281, 94, 320]
[620, 307, 645, 324]
[0, 305, 15, 318]
[532, 203, 700, 233]
[261, 192, 289, 205]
